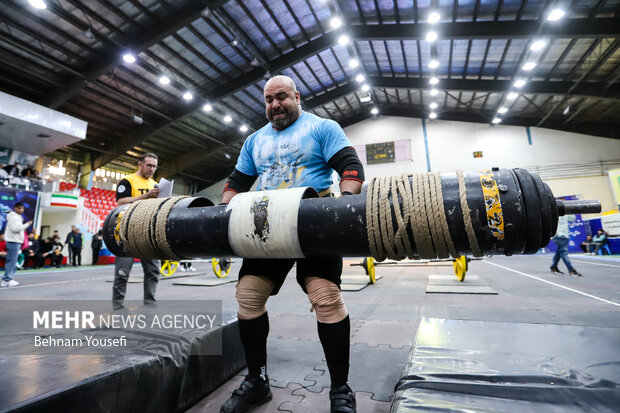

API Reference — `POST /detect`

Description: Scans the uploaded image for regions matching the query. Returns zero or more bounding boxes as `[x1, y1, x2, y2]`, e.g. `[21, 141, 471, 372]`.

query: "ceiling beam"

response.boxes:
[40, 0, 225, 109]
[348, 18, 620, 40]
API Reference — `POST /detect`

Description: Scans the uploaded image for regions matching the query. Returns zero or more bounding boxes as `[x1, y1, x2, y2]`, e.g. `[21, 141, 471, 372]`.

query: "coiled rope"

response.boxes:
[118, 196, 188, 260]
[366, 171, 481, 260]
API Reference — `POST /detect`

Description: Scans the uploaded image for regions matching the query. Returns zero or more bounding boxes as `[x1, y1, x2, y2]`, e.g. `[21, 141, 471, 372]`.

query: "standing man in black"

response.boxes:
[220, 75, 364, 413]
[65, 226, 76, 265]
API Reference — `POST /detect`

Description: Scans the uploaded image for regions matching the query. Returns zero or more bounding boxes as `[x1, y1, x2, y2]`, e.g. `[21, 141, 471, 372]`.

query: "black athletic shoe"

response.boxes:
[569, 269, 582, 277]
[220, 375, 272, 413]
[550, 266, 563, 274]
[330, 383, 356, 413]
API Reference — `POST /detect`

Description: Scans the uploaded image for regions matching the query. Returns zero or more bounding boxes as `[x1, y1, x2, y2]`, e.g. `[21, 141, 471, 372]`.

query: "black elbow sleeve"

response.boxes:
[224, 168, 257, 193]
[328, 147, 365, 183]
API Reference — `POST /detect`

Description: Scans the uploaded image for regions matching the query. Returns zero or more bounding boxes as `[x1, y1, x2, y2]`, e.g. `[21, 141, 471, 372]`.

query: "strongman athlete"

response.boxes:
[220, 75, 364, 413]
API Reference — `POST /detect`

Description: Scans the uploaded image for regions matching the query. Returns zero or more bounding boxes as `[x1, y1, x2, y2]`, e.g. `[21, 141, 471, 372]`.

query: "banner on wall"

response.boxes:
[0, 189, 39, 235]
[50, 193, 78, 208]
[0, 148, 12, 165]
[0, 147, 38, 167]
[608, 168, 620, 210]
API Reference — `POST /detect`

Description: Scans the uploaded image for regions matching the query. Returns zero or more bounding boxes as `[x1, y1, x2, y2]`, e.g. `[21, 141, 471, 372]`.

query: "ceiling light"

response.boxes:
[28, 0, 47, 9]
[355, 74, 365, 82]
[361, 84, 370, 92]
[338, 35, 350, 45]
[497, 107, 508, 114]
[513, 79, 526, 88]
[349, 59, 359, 68]
[230, 38, 239, 47]
[223, 115, 232, 123]
[426, 31, 438, 42]
[547, 9, 565, 21]
[429, 112, 437, 119]
[563, 106, 571, 115]
[83, 28, 94, 39]
[507, 92, 518, 100]
[240, 125, 248, 132]
[429, 102, 438, 109]
[492, 117, 502, 124]
[159, 75, 170, 85]
[430, 88, 439, 96]
[530, 40, 547, 51]
[371, 107, 379, 115]
[330, 17, 342, 28]
[360, 95, 372, 103]
[182, 91, 193, 101]
[429, 59, 439, 69]
[122, 53, 136, 63]
[428, 12, 440, 24]
[522, 61, 536, 71]
[132, 114, 143, 124]
[429, 77, 439, 85]
[202, 103, 213, 112]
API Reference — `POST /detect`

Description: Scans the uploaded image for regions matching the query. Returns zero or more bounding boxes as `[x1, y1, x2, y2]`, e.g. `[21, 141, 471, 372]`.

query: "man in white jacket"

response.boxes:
[1, 202, 32, 287]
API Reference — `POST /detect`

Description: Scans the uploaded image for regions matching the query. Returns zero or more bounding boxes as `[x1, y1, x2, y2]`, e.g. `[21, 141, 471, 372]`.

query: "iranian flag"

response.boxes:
[51, 193, 78, 208]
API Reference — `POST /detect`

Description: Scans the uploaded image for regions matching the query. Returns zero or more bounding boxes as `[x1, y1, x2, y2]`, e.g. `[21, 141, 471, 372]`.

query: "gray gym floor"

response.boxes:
[1, 253, 619, 412]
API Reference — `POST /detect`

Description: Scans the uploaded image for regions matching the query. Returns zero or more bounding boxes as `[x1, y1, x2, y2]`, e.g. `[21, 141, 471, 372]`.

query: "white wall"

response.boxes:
[197, 116, 620, 212]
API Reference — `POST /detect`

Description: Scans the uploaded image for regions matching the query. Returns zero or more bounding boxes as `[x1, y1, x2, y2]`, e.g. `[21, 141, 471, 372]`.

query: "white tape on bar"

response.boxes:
[227, 187, 308, 258]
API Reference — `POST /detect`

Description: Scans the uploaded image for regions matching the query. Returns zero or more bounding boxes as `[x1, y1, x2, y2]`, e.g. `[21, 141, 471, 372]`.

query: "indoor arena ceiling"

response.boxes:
[1, 0, 619, 188]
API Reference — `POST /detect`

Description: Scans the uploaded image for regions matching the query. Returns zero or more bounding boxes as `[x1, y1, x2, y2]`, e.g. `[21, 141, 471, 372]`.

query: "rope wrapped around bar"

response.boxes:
[118, 196, 188, 260]
[366, 172, 480, 260]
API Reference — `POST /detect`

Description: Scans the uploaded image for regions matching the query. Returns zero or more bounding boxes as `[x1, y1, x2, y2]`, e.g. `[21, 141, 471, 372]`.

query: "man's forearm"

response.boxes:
[221, 189, 239, 204]
[340, 179, 362, 195]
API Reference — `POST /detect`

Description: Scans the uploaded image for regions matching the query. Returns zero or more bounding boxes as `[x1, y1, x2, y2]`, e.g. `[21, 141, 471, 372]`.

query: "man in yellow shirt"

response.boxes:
[112, 153, 160, 310]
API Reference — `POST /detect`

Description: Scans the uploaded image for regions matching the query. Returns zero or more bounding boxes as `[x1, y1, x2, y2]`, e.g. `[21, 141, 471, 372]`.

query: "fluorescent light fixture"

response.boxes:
[202, 103, 213, 112]
[497, 107, 508, 114]
[429, 102, 438, 109]
[159, 75, 170, 85]
[29, 0, 47, 9]
[507, 92, 518, 100]
[95, 169, 101, 177]
[522, 61, 536, 71]
[360, 95, 372, 103]
[182, 91, 193, 101]
[547, 9, 565, 21]
[223, 115, 232, 123]
[132, 114, 143, 124]
[429, 59, 439, 69]
[530, 40, 546, 51]
[429, 112, 437, 119]
[513, 79, 526, 88]
[563, 106, 571, 115]
[492, 117, 502, 124]
[338, 35, 350, 45]
[426, 31, 438, 42]
[240, 125, 248, 132]
[122, 53, 136, 64]
[428, 12, 440, 24]
[355, 74, 365, 83]
[371, 107, 379, 115]
[429, 77, 439, 85]
[430, 88, 439, 96]
[361, 84, 370, 92]
[330, 17, 342, 28]
[349, 59, 359, 68]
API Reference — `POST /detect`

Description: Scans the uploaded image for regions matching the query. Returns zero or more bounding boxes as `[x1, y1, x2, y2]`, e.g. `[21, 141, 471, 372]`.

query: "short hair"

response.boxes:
[140, 153, 158, 162]
[14, 202, 24, 208]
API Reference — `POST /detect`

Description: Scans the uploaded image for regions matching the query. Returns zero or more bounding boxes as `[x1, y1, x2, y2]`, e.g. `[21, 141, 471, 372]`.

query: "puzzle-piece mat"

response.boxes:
[279, 387, 390, 413]
[173, 275, 239, 286]
[304, 343, 410, 401]
[185, 375, 304, 413]
[350, 319, 416, 348]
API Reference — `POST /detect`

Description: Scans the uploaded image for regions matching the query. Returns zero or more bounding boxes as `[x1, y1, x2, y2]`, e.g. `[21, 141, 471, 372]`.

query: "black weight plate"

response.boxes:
[531, 173, 552, 248]
[545, 182, 558, 237]
[513, 169, 542, 254]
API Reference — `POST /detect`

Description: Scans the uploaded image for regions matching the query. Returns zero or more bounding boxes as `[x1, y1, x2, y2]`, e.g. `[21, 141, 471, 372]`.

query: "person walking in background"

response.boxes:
[1, 202, 32, 287]
[91, 230, 103, 265]
[550, 215, 582, 277]
[68, 228, 83, 266]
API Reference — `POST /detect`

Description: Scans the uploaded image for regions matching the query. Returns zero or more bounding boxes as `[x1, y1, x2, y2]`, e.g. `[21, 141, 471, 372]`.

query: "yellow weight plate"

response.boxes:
[212, 258, 231, 278]
[367, 257, 376, 284]
[160, 260, 179, 277]
[452, 256, 467, 282]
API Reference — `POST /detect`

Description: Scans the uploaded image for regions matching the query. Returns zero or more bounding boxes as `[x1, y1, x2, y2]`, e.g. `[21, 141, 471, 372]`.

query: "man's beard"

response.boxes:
[269, 108, 299, 130]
